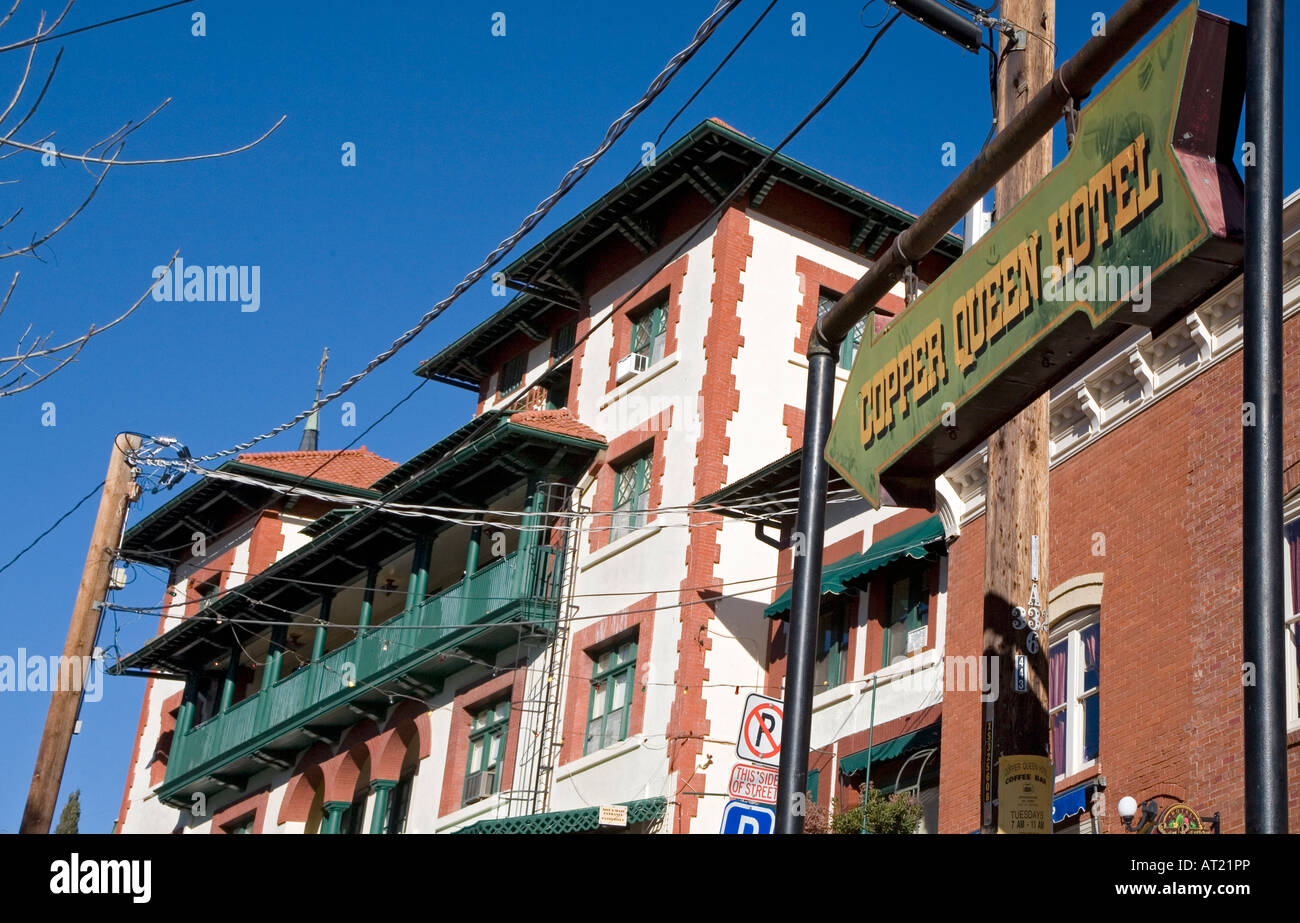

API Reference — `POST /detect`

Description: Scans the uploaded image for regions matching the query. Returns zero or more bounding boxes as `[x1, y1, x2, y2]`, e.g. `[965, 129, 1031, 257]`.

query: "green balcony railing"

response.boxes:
[161, 545, 562, 797]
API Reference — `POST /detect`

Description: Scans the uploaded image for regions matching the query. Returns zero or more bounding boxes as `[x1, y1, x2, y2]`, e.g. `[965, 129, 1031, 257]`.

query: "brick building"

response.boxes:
[111, 117, 1299, 834]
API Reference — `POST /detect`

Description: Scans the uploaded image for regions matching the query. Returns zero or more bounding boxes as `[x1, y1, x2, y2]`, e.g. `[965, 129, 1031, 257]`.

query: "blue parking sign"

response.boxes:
[720, 799, 775, 834]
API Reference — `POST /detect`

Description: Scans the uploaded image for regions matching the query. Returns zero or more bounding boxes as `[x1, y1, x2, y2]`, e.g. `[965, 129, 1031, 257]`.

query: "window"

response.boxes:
[883, 569, 928, 667]
[544, 368, 571, 411]
[338, 793, 368, 835]
[552, 320, 576, 360]
[814, 597, 850, 690]
[498, 352, 528, 396]
[585, 639, 637, 754]
[222, 814, 255, 834]
[818, 289, 865, 371]
[807, 769, 821, 804]
[196, 578, 219, 611]
[464, 700, 509, 805]
[630, 299, 667, 367]
[1049, 610, 1100, 779]
[384, 775, 414, 835]
[1282, 521, 1300, 727]
[611, 452, 652, 542]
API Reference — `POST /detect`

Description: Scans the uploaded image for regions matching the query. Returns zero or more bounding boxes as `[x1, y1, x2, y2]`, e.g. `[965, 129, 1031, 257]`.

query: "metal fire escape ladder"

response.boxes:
[502, 481, 584, 818]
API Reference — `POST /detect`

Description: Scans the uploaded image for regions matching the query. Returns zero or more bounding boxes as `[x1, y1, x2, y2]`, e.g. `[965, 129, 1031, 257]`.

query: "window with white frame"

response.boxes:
[1048, 609, 1099, 780]
[1282, 519, 1300, 728]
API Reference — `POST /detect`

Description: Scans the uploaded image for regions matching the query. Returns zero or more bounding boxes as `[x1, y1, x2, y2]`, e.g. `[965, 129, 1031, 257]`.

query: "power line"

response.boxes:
[106, 571, 793, 638]
[136, 0, 744, 469]
[123, 377, 431, 560]
[105, 481, 874, 619]
[129, 8, 914, 532]
[0, 480, 104, 578]
[108, 12, 912, 647]
[498, 8, 907, 412]
[0, 1, 197, 53]
[648, 0, 781, 157]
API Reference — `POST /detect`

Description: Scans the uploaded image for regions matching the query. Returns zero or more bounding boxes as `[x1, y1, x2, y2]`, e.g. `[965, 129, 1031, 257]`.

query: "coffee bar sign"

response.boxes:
[826, 4, 1245, 509]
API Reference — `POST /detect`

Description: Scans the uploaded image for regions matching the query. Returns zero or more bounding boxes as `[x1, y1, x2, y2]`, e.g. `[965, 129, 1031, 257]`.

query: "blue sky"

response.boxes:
[0, 1, 1293, 833]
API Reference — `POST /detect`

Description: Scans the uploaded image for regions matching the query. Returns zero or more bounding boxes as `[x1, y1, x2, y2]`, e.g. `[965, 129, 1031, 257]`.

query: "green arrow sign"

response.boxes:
[827, 4, 1245, 509]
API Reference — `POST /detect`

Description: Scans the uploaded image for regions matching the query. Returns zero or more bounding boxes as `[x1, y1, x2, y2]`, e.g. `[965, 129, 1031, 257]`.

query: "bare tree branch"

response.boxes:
[0, 252, 178, 397]
[0, 1, 73, 54]
[0, 113, 286, 166]
[0, 3, 284, 396]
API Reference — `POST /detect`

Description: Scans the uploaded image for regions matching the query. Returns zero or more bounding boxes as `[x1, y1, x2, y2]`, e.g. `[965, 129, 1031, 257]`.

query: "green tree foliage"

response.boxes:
[54, 789, 81, 835]
[829, 786, 924, 834]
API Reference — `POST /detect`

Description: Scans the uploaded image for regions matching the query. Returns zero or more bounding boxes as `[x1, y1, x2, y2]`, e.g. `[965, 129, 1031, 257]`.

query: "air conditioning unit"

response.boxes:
[462, 769, 496, 805]
[615, 352, 649, 384]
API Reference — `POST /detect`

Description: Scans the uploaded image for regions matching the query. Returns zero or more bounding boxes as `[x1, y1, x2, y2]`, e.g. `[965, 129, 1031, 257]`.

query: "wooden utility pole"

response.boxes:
[21, 433, 141, 833]
[981, 0, 1054, 834]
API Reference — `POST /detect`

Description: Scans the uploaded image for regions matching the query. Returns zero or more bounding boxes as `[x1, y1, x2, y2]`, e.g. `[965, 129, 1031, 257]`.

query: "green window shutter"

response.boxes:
[807, 769, 821, 803]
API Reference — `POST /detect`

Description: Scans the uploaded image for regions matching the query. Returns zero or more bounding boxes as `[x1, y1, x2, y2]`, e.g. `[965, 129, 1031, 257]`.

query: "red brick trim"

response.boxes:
[588, 408, 672, 553]
[245, 511, 287, 576]
[211, 786, 271, 834]
[782, 405, 805, 453]
[277, 746, 331, 826]
[371, 700, 433, 781]
[115, 673, 156, 832]
[148, 692, 183, 786]
[766, 532, 864, 692]
[438, 664, 529, 817]
[669, 207, 752, 833]
[604, 254, 689, 393]
[559, 597, 656, 766]
[793, 256, 903, 356]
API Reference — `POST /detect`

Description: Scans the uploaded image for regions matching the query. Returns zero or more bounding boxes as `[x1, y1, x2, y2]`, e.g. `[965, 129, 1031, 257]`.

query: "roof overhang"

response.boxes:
[113, 416, 604, 675]
[416, 118, 964, 388]
[120, 460, 381, 568]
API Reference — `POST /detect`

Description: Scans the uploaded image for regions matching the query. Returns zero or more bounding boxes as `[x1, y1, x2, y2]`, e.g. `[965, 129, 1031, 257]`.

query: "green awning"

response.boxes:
[838, 723, 942, 776]
[765, 515, 946, 617]
[450, 796, 666, 834]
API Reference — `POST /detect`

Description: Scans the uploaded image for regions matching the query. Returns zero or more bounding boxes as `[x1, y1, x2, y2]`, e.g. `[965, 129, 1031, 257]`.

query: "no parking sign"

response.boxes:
[735, 693, 783, 768]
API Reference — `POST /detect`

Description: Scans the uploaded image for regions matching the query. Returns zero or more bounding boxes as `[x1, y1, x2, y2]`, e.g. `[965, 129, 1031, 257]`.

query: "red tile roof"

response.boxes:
[507, 409, 606, 445]
[235, 447, 398, 490]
